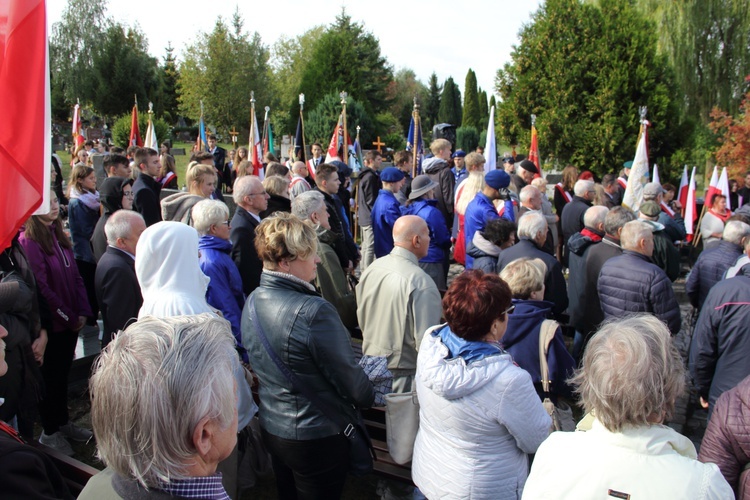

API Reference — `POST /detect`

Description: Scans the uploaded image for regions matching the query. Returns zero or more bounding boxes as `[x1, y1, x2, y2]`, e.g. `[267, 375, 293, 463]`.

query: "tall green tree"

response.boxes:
[50, 0, 109, 107]
[157, 43, 180, 123]
[293, 10, 393, 133]
[438, 77, 462, 125]
[178, 10, 271, 138]
[386, 68, 428, 136]
[496, 0, 684, 176]
[462, 69, 481, 129]
[304, 93, 374, 146]
[90, 23, 160, 117]
[271, 26, 325, 129]
[478, 88, 489, 129]
[424, 72, 442, 131]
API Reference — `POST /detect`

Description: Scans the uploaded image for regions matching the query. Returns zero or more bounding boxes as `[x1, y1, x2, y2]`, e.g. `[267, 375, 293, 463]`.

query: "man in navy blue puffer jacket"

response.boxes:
[598, 220, 681, 335]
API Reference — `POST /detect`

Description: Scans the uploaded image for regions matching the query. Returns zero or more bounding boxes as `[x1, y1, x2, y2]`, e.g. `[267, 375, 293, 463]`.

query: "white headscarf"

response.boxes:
[135, 221, 215, 318]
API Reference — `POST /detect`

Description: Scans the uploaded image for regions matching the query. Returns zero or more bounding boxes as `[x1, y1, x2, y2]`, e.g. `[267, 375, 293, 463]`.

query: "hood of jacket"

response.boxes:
[422, 156, 449, 174]
[417, 324, 515, 400]
[568, 232, 595, 256]
[467, 231, 502, 259]
[198, 234, 232, 253]
[135, 221, 214, 317]
[641, 218, 665, 232]
[160, 192, 203, 223]
[500, 299, 554, 349]
[99, 176, 133, 215]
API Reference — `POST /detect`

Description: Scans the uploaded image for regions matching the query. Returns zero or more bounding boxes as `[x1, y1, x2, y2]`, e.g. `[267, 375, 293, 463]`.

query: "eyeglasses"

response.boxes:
[219, 220, 230, 226]
[248, 191, 267, 197]
[503, 304, 515, 315]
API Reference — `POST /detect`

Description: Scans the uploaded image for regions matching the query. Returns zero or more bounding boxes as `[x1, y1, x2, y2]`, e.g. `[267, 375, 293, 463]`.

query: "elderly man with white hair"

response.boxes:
[686, 220, 750, 310]
[598, 220, 681, 335]
[519, 185, 554, 254]
[94, 210, 146, 348]
[79, 315, 240, 499]
[231, 175, 268, 295]
[289, 160, 312, 200]
[497, 212, 568, 319]
[292, 190, 357, 330]
[560, 179, 595, 265]
[193, 199, 248, 362]
[524, 315, 732, 498]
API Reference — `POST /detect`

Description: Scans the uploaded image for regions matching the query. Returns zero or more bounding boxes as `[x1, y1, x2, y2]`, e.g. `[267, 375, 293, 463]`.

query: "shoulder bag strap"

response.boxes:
[537, 319, 559, 396]
[249, 296, 356, 436]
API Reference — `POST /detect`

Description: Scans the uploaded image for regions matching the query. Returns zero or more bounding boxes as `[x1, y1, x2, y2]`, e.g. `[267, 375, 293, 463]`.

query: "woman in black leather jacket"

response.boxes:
[242, 212, 374, 500]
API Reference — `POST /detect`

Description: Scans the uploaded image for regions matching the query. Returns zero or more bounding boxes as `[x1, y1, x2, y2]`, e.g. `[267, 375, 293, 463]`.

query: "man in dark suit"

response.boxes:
[207, 134, 229, 192]
[497, 211, 568, 320]
[95, 210, 146, 348]
[230, 175, 268, 295]
[132, 147, 162, 226]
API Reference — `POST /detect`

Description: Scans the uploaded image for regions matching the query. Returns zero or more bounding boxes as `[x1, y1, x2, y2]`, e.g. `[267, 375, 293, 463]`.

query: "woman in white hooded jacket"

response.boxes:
[412, 270, 551, 499]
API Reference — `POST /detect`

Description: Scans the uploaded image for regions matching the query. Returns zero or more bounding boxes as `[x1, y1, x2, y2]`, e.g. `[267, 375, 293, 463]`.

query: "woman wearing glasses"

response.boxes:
[412, 269, 550, 499]
[90, 176, 135, 262]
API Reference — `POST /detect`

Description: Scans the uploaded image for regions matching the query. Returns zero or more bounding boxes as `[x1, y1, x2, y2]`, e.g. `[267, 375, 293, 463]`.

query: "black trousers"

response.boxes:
[39, 329, 78, 434]
[261, 429, 349, 500]
[75, 259, 98, 326]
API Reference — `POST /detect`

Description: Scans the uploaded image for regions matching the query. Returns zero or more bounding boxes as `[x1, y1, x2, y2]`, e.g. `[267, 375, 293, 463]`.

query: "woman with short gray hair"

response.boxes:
[193, 199, 247, 362]
[523, 315, 733, 499]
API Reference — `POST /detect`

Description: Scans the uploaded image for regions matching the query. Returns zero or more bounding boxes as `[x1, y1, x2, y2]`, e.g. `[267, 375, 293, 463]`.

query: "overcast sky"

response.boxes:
[47, 0, 542, 100]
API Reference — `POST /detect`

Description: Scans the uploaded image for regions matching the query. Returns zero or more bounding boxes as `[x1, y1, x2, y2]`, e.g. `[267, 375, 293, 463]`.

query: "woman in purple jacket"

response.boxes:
[19, 191, 93, 456]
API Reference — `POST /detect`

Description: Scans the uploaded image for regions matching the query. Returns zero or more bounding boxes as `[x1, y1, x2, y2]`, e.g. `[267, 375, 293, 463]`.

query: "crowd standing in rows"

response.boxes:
[2, 138, 750, 499]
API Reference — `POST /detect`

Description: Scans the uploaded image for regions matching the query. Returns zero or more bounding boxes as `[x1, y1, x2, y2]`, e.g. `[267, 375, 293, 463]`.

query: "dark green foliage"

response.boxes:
[90, 23, 160, 117]
[462, 69, 481, 129]
[478, 89, 489, 129]
[424, 73, 442, 132]
[111, 113, 170, 148]
[387, 69, 428, 136]
[489, 95, 496, 112]
[304, 93, 375, 146]
[495, 0, 684, 177]
[156, 44, 180, 124]
[479, 130, 488, 150]
[438, 77, 462, 126]
[383, 132, 406, 152]
[456, 126, 479, 152]
[293, 10, 393, 134]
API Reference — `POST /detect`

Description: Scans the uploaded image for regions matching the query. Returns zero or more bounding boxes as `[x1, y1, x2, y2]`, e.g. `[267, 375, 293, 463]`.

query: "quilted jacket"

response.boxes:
[412, 325, 550, 499]
[598, 250, 681, 335]
[699, 374, 750, 497]
[686, 240, 743, 310]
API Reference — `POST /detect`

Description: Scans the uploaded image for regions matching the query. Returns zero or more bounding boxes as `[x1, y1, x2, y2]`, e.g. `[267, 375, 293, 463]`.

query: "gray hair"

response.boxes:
[604, 206, 636, 236]
[583, 205, 609, 229]
[519, 185, 539, 204]
[90, 315, 238, 487]
[499, 257, 547, 300]
[105, 210, 145, 246]
[291, 190, 325, 221]
[191, 199, 230, 236]
[574, 179, 595, 197]
[722, 220, 750, 246]
[620, 220, 652, 250]
[571, 314, 685, 432]
[233, 175, 261, 205]
[517, 211, 547, 240]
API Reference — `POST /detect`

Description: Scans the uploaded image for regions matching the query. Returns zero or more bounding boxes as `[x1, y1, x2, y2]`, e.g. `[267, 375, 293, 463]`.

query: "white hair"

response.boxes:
[519, 185, 540, 204]
[233, 175, 261, 205]
[723, 220, 750, 246]
[191, 199, 230, 236]
[583, 205, 609, 229]
[620, 220, 652, 250]
[574, 179, 595, 197]
[517, 211, 547, 240]
[292, 190, 326, 221]
[105, 210, 145, 246]
[90, 314, 238, 488]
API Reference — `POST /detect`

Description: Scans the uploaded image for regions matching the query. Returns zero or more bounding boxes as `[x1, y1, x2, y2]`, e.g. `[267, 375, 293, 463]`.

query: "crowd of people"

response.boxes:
[2, 137, 750, 499]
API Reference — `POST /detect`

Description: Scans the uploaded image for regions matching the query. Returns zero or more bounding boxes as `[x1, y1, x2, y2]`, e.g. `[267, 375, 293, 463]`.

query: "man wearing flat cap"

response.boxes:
[642, 182, 687, 243]
[372, 167, 407, 258]
[639, 201, 680, 281]
[512, 159, 539, 194]
[464, 169, 514, 269]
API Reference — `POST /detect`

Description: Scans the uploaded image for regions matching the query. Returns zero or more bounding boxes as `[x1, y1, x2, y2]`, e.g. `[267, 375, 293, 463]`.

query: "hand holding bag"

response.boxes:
[384, 390, 419, 465]
[538, 320, 576, 432]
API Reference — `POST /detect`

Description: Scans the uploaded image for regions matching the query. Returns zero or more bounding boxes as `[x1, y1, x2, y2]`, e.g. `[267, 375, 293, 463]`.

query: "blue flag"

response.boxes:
[406, 114, 423, 174]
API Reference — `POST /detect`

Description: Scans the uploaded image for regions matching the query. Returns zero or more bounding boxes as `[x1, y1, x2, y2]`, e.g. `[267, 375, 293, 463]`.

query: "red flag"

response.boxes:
[324, 111, 345, 163]
[678, 166, 689, 214]
[0, 0, 50, 251]
[528, 124, 540, 171]
[129, 104, 142, 147]
[72, 102, 84, 147]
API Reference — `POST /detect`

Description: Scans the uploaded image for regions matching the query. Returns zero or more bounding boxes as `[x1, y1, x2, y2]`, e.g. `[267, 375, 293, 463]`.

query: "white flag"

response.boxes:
[483, 106, 496, 173]
[622, 122, 650, 213]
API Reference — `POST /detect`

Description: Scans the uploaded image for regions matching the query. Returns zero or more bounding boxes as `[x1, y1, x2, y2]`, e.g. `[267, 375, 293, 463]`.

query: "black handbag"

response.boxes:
[249, 297, 375, 476]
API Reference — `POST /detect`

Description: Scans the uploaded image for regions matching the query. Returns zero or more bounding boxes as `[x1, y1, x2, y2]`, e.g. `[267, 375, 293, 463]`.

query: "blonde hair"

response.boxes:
[68, 164, 95, 195]
[263, 175, 290, 197]
[464, 152, 486, 171]
[186, 162, 216, 195]
[499, 258, 546, 299]
[255, 212, 318, 268]
[430, 138, 451, 155]
[456, 171, 485, 216]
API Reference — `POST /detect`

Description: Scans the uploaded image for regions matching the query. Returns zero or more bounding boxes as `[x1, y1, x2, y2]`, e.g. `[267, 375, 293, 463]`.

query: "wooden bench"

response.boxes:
[31, 442, 99, 496]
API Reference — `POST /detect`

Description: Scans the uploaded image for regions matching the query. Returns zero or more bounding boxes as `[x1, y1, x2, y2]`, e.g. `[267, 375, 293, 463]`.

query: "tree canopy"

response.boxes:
[304, 93, 374, 146]
[438, 77, 462, 126]
[462, 69, 480, 129]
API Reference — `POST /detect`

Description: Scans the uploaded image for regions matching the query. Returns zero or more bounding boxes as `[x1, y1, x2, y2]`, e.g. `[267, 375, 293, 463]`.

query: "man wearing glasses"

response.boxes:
[230, 176, 269, 295]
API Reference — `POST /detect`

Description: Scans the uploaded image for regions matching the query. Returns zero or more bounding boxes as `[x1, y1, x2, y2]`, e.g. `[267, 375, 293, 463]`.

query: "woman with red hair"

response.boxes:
[412, 270, 551, 499]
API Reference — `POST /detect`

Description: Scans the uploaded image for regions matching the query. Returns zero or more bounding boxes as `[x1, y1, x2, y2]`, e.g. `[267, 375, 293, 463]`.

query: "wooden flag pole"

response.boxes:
[340, 91, 348, 163]
[299, 94, 307, 163]
[412, 96, 420, 178]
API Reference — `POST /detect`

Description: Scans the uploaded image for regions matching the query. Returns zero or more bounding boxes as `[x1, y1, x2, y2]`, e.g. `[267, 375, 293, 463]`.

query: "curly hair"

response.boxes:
[442, 270, 512, 341]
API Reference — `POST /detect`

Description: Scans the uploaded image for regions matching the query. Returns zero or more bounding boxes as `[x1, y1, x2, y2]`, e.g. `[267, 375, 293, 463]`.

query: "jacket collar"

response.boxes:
[390, 245, 419, 265]
[260, 270, 318, 293]
[622, 249, 651, 263]
[589, 419, 697, 459]
[602, 235, 621, 248]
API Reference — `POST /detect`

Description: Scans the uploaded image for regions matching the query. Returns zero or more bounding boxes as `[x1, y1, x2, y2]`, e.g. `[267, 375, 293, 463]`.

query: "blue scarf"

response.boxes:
[435, 325, 503, 364]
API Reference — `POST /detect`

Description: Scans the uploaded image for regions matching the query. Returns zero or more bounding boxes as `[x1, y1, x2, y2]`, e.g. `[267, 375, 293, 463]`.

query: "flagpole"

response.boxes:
[299, 94, 307, 163]
[340, 91, 348, 163]
[262, 106, 270, 156]
[412, 97, 420, 178]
